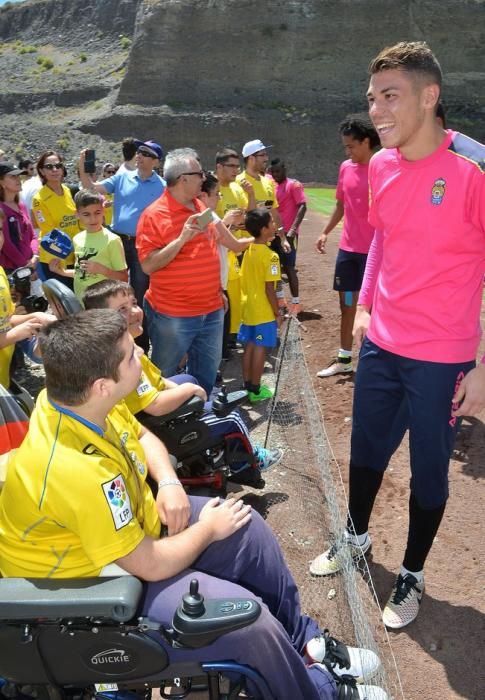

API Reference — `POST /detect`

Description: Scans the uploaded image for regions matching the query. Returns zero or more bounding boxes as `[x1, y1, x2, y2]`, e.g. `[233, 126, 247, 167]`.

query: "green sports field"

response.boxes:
[304, 187, 336, 217]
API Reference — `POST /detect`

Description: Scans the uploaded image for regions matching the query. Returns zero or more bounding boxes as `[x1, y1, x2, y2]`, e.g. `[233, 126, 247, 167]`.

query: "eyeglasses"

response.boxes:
[137, 149, 157, 159]
[43, 163, 63, 170]
[222, 163, 240, 169]
[179, 171, 205, 179]
[104, 169, 116, 175]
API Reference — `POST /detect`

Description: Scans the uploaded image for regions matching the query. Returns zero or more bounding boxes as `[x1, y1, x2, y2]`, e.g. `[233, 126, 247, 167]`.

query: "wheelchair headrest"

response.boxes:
[42, 279, 83, 318]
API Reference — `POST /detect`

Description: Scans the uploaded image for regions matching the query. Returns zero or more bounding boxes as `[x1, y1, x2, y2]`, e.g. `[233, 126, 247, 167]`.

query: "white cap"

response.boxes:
[241, 139, 273, 158]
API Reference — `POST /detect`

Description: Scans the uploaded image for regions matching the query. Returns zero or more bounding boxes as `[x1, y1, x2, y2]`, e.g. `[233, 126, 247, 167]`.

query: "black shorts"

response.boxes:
[333, 249, 367, 292]
[270, 236, 297, 267]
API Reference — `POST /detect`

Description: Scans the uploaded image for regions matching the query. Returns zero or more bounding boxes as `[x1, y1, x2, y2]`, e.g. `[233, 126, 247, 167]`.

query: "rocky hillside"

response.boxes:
[1, 0, 484, 181]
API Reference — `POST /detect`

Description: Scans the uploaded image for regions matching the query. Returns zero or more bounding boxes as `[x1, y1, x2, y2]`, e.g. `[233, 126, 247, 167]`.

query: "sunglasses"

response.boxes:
[43, 163, 63, 170]
[104, 169, 116, 175]
[179, 171, 205, 178]
[137, 149, 157, 159]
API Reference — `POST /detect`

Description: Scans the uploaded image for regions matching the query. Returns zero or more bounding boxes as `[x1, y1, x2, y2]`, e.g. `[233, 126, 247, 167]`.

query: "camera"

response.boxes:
[9, 266, 49, 313]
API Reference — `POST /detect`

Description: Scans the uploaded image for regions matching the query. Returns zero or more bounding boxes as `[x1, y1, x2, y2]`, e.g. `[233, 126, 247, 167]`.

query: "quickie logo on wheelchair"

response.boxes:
[87, 647, 137, 671]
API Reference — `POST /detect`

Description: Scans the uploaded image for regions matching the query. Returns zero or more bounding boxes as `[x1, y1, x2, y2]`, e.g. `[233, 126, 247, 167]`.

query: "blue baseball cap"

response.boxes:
[134, 140, 164, 160]
[40, 229, 74, 259]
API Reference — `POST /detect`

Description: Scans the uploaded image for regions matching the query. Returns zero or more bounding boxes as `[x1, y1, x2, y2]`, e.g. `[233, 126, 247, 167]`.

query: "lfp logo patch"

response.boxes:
[431, 178, 446, 205]
[102, 475, 133, 530]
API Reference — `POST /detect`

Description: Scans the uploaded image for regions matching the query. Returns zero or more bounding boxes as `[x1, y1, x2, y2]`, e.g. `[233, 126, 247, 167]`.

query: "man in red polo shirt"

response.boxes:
[136, 148, 224, 395]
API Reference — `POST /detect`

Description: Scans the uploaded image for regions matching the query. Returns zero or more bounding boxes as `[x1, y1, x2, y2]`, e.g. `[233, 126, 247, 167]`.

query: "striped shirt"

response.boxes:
[136, 190, 222, 317]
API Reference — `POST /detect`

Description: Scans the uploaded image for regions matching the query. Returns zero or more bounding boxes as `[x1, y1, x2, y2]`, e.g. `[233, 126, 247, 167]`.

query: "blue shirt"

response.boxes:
[102, 170, 166, 236]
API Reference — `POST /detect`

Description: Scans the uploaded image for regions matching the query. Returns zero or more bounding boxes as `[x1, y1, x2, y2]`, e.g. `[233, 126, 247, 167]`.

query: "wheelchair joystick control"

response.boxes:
[181, 579, 205, 617]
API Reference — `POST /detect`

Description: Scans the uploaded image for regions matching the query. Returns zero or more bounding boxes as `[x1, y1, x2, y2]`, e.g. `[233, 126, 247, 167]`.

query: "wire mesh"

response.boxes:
[240, 317, 405, 699]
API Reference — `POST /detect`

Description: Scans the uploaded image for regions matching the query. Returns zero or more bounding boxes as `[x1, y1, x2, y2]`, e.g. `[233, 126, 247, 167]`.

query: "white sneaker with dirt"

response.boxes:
[310, 534, 372, 576]
[330, 674, 390, 699]
[317, 357, 353, 377]
[382, 573, 425, 629]
[306, 628, 381, 683]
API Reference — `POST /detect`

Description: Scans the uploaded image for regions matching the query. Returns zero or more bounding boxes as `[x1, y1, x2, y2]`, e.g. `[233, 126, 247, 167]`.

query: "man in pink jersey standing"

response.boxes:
[268, 159, 307, 315]
[315, 115, 379, 377]
[311, 41, 485, 629]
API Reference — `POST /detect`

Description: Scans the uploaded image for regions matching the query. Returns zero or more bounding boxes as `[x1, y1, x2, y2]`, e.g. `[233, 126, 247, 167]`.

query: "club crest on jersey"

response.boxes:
[102, 475, 133, 530]
[431, 178, 446, 206]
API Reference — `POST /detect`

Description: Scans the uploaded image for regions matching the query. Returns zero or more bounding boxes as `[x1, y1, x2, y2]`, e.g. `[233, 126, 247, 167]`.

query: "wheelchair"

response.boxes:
[0, 576, 273, 700]
[138, 389, 262, 496]
[39, 280, 263, 495]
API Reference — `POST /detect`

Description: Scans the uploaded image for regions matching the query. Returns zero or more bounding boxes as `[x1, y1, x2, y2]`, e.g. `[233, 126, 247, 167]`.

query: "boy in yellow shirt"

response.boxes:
[239, 209, 282, 403]
[49, 190, 127, 299]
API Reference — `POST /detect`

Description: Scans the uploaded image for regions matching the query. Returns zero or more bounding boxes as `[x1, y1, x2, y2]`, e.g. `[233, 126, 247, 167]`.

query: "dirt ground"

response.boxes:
[290, 209, 484, 700]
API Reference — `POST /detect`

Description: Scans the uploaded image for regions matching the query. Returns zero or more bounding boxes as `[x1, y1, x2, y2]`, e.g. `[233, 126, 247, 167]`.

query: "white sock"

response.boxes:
[338, 348, 352, 359]
[400, 565, 424, 583]
[276, 290, 285, 299]
[345, 529, 369, 546]
[291, 296, 300, 304]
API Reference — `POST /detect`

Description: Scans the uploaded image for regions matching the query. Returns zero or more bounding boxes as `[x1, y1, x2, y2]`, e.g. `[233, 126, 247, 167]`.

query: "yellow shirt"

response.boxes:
[240, 242, 281, 326]
[124, 354, 166, 415]
[0, 267, 15, 388]
[0, 390, 160, 578]
[236, 171, 279, 210]
[216, 182, 249, 281]
[32, 184, 80, 265]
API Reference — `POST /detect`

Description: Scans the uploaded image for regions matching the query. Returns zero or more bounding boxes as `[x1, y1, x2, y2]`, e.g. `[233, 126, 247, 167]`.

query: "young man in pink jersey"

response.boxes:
[311, 41, 485, 629]
[268, 159, 307, 315]
[315, 115, 379, 377]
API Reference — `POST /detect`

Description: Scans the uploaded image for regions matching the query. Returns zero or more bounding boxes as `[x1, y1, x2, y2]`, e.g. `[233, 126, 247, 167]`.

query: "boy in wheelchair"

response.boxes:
[82, 280, 283, 489]
[0, 311, 388, 700]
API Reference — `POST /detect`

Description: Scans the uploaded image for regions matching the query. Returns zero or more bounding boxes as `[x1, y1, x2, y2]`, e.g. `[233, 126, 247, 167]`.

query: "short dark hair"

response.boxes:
[122, 137, 137, 161]
[39, 310, 127, 405]
[436, 102, 446, 128]
[339, 113, 380, 149]
[244, 208, 272, 238]
[269, 158, 285, 169]
[201, 171, 218, 195]
[74, 189, 104, 210]
[83, 279, 134, 310]
[369, 41, 442, 92]
[18, 158, 34, 170]
[215, 148, 239, 166]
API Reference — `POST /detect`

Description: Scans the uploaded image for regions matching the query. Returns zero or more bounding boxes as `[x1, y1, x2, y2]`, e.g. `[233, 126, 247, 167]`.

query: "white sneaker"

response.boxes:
[317, 358, 353, 377]
[306, 629, 381, 683]
[382, 573, 425, 629]
[310, 534, 372, 576]
[311, 665, 390, 699]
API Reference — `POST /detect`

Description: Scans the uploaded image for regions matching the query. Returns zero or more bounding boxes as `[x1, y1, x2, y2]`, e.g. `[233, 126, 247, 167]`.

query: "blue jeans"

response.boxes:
[145, 301, 224, 396]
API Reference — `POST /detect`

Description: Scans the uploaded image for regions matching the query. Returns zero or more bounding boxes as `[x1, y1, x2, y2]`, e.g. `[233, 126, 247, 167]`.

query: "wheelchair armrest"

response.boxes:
[157, 395, 205, 424]
[211, 389, 248, 417]
[0, 576, 143, 623]
[169, 579, 261, 648]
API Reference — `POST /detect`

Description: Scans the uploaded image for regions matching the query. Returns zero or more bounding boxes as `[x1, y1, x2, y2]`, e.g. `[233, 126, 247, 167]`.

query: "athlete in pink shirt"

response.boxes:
[311, 41, 485, 631]
[268, 160, 307, 315]
[315, 115, 379, 377]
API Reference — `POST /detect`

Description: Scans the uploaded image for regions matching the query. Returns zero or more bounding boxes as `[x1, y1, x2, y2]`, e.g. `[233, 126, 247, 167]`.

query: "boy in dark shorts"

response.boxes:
[315, 115, 379, 377]
[238, 209, 282, 403]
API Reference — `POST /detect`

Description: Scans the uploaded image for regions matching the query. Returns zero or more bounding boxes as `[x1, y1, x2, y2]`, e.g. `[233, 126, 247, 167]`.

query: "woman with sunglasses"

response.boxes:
[0, 162, 39, 274]
[32, 150, 80, 287]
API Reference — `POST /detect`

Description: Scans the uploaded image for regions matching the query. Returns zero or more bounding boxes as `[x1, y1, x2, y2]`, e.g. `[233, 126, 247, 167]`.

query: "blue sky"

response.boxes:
[0, 0, 26, 5]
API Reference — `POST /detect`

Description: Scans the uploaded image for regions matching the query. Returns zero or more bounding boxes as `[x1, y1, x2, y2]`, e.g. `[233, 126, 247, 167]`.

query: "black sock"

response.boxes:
[249, 383, 260, 394]
[244, 380, 252, 390]
[402, 493, 446, 572]
[347, 462, 384, 536]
